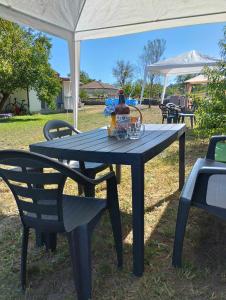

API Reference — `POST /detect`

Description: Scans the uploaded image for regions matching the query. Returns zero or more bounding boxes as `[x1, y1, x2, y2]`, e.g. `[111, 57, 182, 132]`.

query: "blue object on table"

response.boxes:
[126, 99, 138, 106]
[104, 98, 138, 116]
[105, 98, 119, 106]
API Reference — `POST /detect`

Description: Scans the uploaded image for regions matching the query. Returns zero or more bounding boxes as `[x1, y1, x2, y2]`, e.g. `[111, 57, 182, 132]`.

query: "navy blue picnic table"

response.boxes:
[30, 123, 186, 277]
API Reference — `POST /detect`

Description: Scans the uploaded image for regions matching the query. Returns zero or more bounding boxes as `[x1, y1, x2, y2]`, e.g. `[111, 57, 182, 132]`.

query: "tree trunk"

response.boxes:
[0, 93, 10, 113]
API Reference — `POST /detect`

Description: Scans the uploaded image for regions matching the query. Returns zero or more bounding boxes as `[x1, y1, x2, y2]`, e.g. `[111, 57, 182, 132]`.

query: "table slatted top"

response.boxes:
[30, 124, 186, 165]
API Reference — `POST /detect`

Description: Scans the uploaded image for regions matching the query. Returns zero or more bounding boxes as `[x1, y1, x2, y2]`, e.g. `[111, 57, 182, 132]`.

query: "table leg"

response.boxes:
[131, 161, 144, 277]
[179, 132, 185, 190]
[190, 116, 194, 128]
[116, 165, 121, 184]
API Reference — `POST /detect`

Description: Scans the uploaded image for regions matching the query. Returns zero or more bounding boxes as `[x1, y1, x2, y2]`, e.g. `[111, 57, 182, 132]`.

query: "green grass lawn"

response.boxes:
[1, 105, 226, 299]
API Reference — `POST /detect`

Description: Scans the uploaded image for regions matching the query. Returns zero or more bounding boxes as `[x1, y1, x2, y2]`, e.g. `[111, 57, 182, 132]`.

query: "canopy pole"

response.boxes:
[140, 67, 148, 105]
[68, 38, 80, 129]
[161, 75, 168, 104]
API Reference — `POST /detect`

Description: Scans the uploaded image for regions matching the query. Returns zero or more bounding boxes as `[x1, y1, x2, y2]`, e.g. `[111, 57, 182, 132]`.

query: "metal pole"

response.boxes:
[161, 75, 168, 104]
[68, 38, 80, 129]
[140, 67, 148, 105]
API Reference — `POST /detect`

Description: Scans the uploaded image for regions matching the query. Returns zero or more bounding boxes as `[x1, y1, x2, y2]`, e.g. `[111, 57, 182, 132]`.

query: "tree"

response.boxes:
[139, 39, 166, 106]
[0, 18, 61, 112]
[195, 26, 226, 136]
[68, 70, 93, 84]
[80, 70, 93, 84]
[219, 26, 226, 58]
[112, 60, 134, 88]
[79, 89, 88, 101]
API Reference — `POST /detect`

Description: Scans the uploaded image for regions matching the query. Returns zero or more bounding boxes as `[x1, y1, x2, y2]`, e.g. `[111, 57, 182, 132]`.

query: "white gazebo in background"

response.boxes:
[140, 50, 219, 104]
[0, 0, 225, 127]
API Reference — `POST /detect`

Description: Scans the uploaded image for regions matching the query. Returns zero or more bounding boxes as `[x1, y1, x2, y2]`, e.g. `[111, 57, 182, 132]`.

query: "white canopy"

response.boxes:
[140, 50, 219, 103]
[146, 50, 219, 76]
[0, 1, 225, 126]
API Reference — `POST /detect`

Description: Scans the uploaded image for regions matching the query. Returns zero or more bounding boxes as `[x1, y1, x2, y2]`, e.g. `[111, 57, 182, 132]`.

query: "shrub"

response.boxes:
[195, 27, 226, 137]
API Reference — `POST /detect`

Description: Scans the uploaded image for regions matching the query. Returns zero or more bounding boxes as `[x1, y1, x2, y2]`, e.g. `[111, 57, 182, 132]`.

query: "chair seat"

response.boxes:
[63, 195, 106, 232]
[207, 174, 226, 209]
[29, 196, 106, 231]
[65, 160, 109, 173]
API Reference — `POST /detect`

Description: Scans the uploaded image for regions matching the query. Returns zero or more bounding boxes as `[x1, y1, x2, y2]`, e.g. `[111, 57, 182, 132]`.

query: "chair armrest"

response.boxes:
[42, 155, 115, 187]
[180, 158, 206, 202]
[206, 136, 226, 160]
[64, 164, 115, 186]
[91, 171, 115, 185]
[198, 166, 226, 175]
[74, 128, 82, 134]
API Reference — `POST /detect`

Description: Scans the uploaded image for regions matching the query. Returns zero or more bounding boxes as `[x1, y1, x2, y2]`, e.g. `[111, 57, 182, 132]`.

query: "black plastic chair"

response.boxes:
[159, 103, 181, 124]
[172, 135, 226, 268]
[0, 150, 122, 300]
[159, 104, 168, 124]
[166, 103, 182, 124]
[43, 120, 114, 196]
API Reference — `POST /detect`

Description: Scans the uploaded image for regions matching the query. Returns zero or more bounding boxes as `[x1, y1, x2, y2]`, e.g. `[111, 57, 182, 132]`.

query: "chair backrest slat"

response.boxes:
[0, 151, 70, 232]
[47, 128, 73, 139]
[0, 150, 90, 233]
[43, 120, 79, 141]
[9, 184, 59, 201]
[0, 168, 64, 185]
[18, 199, 58, 216]
[0, 158, 49, 169]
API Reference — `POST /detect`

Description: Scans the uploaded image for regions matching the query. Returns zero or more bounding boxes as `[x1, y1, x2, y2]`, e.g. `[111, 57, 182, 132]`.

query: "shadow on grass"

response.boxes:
[2, 181, 226, 299]
[0, 117, 42, 123]
[141, 187, 226, 298]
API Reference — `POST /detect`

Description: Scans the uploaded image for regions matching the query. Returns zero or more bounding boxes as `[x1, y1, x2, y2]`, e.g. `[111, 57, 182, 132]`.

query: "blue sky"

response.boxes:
[49, 22, 226, 85]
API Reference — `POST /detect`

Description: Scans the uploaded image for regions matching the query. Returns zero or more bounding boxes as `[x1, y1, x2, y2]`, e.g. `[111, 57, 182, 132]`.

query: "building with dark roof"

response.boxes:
[81, 80, 118, 97]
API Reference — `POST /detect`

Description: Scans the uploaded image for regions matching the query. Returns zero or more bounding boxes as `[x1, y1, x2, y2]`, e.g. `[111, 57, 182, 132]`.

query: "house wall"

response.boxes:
[29, 89, 41, 112]
[3, 88, 28, 111]
[3, 88, 42, 113]
[63, 81, 71, 97]
[2, 83, 65, 114]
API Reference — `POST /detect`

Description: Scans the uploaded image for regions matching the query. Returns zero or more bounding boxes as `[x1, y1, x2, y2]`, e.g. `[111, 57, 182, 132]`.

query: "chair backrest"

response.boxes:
[43, 120, 80, 141]
[0, 150, 87, 232]
[159, 104, 168, 117]
[166, 103, 182, 114]
[165, 95, 186, 106]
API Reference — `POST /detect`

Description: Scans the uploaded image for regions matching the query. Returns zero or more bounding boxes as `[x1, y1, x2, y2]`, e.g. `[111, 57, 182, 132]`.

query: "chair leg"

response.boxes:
[109, 164, 114, 172]
[68, 225, 92, 300]
[83, 172, 96, 197]
[172, 199, 191, 268]
[21, 226, 29, 290]
[45, 233, 57, 252]
[35, 230, 45, 247]
[78, 184, 84, 196]
[115, 165, 121, 185]
[107, 177, 123, 268]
